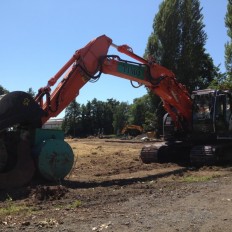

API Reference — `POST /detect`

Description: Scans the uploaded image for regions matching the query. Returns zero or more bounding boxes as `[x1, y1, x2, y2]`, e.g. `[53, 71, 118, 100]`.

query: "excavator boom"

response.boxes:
[101, 55, 192, 130]
[35, 35, 192, 132]
[35, 35, 112, 124]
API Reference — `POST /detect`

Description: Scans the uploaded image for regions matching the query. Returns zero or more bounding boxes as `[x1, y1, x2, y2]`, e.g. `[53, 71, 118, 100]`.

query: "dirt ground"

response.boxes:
[0, 138, 232, 232]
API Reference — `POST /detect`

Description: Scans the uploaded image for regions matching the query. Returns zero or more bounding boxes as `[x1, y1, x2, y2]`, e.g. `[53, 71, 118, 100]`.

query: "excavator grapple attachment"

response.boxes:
[0, 91, 45, 131]
[0, 91, 45, 189]
[0, 133, 35, 189]
[0, 91, 74, 188]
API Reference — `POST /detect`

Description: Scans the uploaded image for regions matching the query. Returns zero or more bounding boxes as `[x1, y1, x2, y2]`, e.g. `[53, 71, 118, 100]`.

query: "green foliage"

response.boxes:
[26, 87, 36, 97]
[63, 98, 121, 137]
[145, 0, 218, 92]
[211, 76, 232, 90]
[210, 1, 232, 89]
[0, 85, 9, 95]
[225, 2, 232, 79]
[208, 69, 232, 90]
[62, 95, 157, 137]
[112, 102, 130, 134]
[62, 100, 81, 136]
[68, 200, 82, 209]
[143, 0, 219, 134]
[129, 94, 156, 131]
[0, 196, 32, 217]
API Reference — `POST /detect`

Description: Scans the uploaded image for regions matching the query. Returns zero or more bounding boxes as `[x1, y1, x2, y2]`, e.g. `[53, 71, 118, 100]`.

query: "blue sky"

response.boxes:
[0, 0, 229, 117]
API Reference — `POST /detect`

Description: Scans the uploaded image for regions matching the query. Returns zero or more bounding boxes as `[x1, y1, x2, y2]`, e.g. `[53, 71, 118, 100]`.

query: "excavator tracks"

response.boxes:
[140, 142, 191, 164]
[140, 144, 159, 164]
[190, 143, 232, 166]
[190, 145, 217, 165]
[141, 141, 232, 166]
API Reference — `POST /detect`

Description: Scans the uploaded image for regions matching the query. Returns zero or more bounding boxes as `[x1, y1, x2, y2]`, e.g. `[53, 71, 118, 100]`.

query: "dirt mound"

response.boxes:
[30, 185, 68, 201]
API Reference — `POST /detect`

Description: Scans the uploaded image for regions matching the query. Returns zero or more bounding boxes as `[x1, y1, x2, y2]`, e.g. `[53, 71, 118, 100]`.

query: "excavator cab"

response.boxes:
[189, 89, 232, 165]
[192, 89, 232, 141]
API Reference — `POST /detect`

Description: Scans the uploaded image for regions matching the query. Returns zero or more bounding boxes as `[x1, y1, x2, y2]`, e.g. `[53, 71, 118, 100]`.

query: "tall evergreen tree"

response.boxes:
[103, 99, 120, 134]
[81, 101, 94, 136]
[144, 0, 218, 134]
[129, 95, 153, 128]
[112, 102, 130, 134]
[62, 99, 81, 136]
[27, 87, 36, 97]
[63, 98, 120, 137]
[144, 0, 217, 92]
[225, 0, 232, 79]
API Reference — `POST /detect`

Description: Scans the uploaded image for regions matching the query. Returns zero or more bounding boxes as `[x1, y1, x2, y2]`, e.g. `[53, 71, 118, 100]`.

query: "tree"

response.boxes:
[90, 98, 105, 134]
[144, 0, 218, 92]
[129, 95, 149, 126]
[0, 85, 9, 95]
[225, 1, 232, 80]
[86, 98, 120, 136]
[62, 99, 81, 136]
[80, 101, 94, 136]
[103, 99, 120, 134]
[208, 0, 232, 90]
[144, 0, 218, 134]
[26, 87, 36, 97]
[65, 98, 119, 137]
[112, 102, 130, 134]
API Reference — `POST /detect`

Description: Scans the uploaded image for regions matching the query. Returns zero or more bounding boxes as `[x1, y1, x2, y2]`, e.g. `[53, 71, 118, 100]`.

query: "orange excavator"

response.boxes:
[0, 35, 232, 188]
[121, 125, 143, 136]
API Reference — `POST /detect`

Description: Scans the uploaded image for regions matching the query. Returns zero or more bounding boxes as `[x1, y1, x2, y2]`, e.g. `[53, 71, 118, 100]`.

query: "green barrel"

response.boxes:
[33, 129, 74, 181]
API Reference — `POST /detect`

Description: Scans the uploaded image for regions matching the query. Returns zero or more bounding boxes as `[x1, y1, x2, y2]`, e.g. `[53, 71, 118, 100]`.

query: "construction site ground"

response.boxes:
[0, 137, 232, 232]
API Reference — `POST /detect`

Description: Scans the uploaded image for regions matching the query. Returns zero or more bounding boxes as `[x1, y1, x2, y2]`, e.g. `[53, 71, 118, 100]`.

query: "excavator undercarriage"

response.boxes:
[140, 89, 232, 166]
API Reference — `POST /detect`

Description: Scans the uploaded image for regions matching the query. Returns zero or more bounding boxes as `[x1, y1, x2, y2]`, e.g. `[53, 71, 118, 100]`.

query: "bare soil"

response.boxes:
[0, 138, 232, 232]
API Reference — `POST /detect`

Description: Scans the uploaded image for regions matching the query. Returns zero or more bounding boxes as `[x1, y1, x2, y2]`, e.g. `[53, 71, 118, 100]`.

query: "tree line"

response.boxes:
[62, 95, 157, 137]
[1, 0, 232, 137]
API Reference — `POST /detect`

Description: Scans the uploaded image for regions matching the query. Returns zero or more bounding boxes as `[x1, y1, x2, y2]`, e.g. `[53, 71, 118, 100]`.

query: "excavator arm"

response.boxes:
[101, 54, 192, 131]
[35, 35, 113, 124]
[36, 35, 192, 131]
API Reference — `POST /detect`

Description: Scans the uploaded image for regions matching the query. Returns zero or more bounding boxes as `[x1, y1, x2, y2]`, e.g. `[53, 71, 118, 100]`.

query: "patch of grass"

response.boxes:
[52, 200, 81, 210]
[68, 200, 82, 209]
[0, 197, 33, 217]
[0, 204, 30, 216]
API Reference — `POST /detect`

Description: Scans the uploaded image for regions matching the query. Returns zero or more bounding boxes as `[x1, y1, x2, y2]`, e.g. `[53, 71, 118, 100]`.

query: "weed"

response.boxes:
[0, 202, 32, 217]
[182, 175, 213, 182]
[68, 200, 82, 209]
[0, 194, 37, 217]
